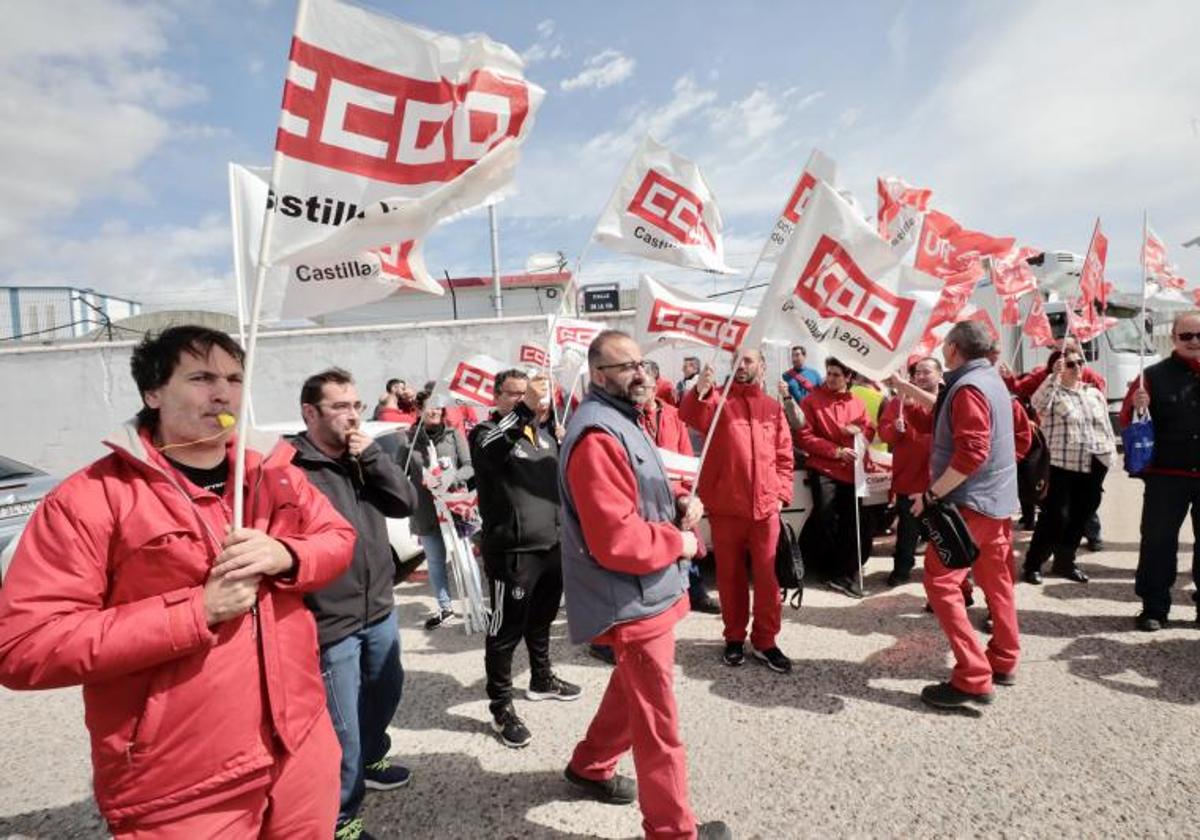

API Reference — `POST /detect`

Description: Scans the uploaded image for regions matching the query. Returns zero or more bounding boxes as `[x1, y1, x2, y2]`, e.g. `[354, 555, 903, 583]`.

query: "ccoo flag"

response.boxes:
[746, 181, 941, 381]
[635, 275, 755, 353]
[759, 149, 839, 262]
[594, 135, 736, 274]
[262, 0, 544, 267]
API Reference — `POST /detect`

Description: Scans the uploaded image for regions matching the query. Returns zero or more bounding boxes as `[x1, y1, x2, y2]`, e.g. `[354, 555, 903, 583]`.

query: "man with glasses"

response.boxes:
[470, 369, 580, 750]
[681, 348, 795, 673]
[560, 330, 729, 840]
[294, 367, 418, 840]
[1120, 310, 1200, 631]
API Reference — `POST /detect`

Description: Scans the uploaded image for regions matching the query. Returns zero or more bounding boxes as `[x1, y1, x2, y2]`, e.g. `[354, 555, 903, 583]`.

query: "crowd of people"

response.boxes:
[1, 312, 1198, 839]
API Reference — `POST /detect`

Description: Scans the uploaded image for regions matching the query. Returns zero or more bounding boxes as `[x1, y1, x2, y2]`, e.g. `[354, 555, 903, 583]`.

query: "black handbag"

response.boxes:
[916, 497, 979, 569]
[775, 519, 805, 608]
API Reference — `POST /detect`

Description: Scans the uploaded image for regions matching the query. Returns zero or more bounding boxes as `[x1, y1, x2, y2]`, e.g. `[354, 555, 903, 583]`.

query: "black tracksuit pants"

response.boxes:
[1025, 459, 1108, 573]
[1136, 474, 1200, 621]
[801, 473, 872, 580]
[484, 546, 562, 714]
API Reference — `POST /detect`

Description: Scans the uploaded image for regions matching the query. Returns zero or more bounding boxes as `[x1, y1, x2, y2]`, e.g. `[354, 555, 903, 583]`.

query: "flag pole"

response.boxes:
[1140, 209, 1149, 386]
[233, 0, 307, 528]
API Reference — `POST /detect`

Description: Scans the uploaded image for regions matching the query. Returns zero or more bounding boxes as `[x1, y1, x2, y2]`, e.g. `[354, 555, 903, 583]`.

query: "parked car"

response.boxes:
[0, 455, 59, 584]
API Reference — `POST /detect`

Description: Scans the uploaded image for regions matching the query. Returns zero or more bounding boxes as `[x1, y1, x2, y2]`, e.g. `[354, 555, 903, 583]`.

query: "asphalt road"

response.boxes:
[2, 470, 1198, 839]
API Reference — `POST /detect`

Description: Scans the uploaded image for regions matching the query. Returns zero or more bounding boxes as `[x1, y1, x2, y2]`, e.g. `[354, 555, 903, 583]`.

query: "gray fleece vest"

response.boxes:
[930, 358, 1019, 518]
[559, 386, 689, 644]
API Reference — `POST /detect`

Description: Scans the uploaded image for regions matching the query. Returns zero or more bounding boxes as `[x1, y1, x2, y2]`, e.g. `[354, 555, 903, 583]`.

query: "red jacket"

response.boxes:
[376, 406, 418, 425]
[642, 399, 694, 456]
[1010, 365, 1106, 401]
[878, 397, 933, 495]
[655, 377, 677, 406]
[0, 424, 354, 825]
[679, 382, 793, 519]
[795, 387, 876, 484]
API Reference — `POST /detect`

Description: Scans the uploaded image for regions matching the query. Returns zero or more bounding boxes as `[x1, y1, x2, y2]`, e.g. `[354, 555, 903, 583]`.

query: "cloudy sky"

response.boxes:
[1, 0, 1197, 313]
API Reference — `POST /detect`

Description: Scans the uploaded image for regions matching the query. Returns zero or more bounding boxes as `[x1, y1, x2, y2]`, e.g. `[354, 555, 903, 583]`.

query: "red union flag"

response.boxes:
[262, 0, 543, 268]
[594, 135, 735, 274]
[438, 353, 506, 407]
[1069, 300, 1117, 344]
[517, 343, 550, 368]
[636, 274, 753, 352]
[748, 180, 941, 380]
[992, 246, 1040, 299]
[914, 210, 1015, 283]
[1000, 295, 1022, 326]
[1144, 222, 1187, 291]
[657, 447, 699, 488]
[552, 318, 605, 356]
[760, 149, 839, 262]
[1023, 295, 1056, 348]
[877, 175, 932, 257]
[1079, 219, 1108, 307]
[794, 236, 917, 351]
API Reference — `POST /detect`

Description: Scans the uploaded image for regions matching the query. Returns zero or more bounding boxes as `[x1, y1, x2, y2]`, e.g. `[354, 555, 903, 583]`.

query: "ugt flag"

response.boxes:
[1022, 294, 1056, 348]
[594, 135, 736, 274]
[913, 210, 1014, 284]
[230, 162, 442, 321]
[1079, 218, 1109, 309]
[747, 180, 941, 381]
[759, 149, 839, 262]
[1144, 220, 1188, 292]
[263, 0, 544, 266]
[635, 274, 754, 353]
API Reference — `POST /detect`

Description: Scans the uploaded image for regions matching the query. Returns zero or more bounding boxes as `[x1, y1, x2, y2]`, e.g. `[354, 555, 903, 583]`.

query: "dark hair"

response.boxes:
[301, 367, 354, 407]
[130, 325, 245, 428]
[495, 368, 529, 393]
[644, 359, 661, 379]
[415, 389, 438, 410]
[908, 356, 943, 376]
[825, 356, 855, 380]
[944, 321, 993, 360]
[385, 378, 402, 391]
[587, 329, 632, 367]
[791, 345, 807, 354]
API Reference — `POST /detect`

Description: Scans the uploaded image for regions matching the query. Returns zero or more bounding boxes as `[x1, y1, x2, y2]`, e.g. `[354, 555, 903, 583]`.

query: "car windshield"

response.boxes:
[1106, 318, 1154, 354]
[0, 455, 39, 481]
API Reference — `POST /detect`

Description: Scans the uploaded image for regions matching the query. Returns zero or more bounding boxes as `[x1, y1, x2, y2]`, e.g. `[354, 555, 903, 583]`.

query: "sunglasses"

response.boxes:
[1064, 360, 1080, 370]
[1175, 332, 1200, 342]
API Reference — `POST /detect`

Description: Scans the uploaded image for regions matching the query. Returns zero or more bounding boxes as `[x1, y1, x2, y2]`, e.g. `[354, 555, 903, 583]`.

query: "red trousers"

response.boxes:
[570, 614, 695, 840]
[923, 508, 1020, 694]
[113, 714, 341, 839]
[709, 514, 781, 650]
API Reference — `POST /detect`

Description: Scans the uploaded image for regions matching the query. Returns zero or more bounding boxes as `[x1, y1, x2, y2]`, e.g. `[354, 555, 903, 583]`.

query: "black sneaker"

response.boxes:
[920, 681, 994, 709]
[491, 705, 532, 748]
[886, 570, 911, 587]
[751, 646, 792, 674]
[827, 577, 864, 599]
[527, 673, 582, 702]
[423, 608, 453, 630]
[1086, 538, 1104, 552]
[363, 757, 412, 790]
[588, 643, 615, 665]
[993, 671, 1016, 686]
[690, 596, 722, 614]
[981, 610, 994, 634]
[697, 820, 733, 839]
[1135, 613, 1166, 632]
[335, 818, 378, 840]
[563, 765, 637, 805]
[722, 641, 745, 667]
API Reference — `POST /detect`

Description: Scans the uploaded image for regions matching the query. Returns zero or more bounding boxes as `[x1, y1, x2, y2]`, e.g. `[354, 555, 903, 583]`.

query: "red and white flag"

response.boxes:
[760, 149, 839, 262]
[909, 303, 999, 362]
[262, 0, 543, 267]
[913, 210, 1015, 284]
[551, 318, 606, 362]
[877, 175, 932, 257]
[1144, 221, 1188, 291]
[1000, 295, 1023, 326]
[594, 135, 736, 274]
[747, 180, 941, 381]
[1022, 295, 1056, 348]
[515, 341, 550, 369]
[991, 246, 1041, 299]
[658, 447, 699, 488]
[1069, 300, 1117, 344]
[434, 353, 507, 408]
[230, 162, 443, 322]
[635, 275, 754, 353]
[1079, 218, 1109, 309]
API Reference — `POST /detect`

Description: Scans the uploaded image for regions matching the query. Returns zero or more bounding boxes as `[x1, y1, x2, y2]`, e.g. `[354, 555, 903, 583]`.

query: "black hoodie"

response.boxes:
[289, 432, 417, 647]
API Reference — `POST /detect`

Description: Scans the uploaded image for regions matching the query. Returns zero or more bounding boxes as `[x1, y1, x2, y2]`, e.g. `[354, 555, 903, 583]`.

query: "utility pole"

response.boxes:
[489, 204, 503, 318]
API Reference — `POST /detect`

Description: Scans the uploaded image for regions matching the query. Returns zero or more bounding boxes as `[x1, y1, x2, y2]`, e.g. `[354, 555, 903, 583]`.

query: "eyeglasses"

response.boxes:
[320, 401, 365, 413]
[596, 359, 648, 374]
[498, 389, 527, 399]
[1175, 332, 1200, 342]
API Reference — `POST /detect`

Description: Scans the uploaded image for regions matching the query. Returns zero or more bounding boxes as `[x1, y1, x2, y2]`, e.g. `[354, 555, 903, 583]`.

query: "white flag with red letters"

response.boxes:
[433, 352, 507, 408]
[877, 176, 932, 258]
[759, 149, 839, 262]
[1079, 218, 1109, 309]
[230, 162, 442, 322]
[262, 0, 544, 267]
[593, 135, 736, 274]
[747, 180, 941, 380]
[1144, 221, 1188, 293]
[635, 275, 754, 353]
[658, 447, 699, 488]
[550, 317, 606, 364]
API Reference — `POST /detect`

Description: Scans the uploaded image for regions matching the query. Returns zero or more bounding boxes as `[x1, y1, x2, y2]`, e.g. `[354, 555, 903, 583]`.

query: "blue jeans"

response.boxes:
[419, 533, 453, 611]
[320, 610, 404, 825]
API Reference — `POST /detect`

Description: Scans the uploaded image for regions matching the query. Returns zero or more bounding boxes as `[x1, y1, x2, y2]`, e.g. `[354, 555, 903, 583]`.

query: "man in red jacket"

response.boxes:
[0, 326, 355, 838]
[680, 348, 794, 673]
[795, 358, 876, 598]
[879, 357, 943, 585]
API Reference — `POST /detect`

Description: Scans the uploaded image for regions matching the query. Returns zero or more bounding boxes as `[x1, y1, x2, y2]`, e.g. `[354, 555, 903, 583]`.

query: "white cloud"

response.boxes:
[522, 18, 564, 64]
[536, 19, 555, 38]
[560, 49, 636, 92]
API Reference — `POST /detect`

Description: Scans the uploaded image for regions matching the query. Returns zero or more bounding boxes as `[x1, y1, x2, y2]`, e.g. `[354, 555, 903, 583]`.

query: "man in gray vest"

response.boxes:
[914, 321, 1020, 709]
[559, 330, 730, 840]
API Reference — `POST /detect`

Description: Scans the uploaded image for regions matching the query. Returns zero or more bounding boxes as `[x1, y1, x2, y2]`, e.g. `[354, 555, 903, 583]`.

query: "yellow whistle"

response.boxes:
[217, 412, 237, 429]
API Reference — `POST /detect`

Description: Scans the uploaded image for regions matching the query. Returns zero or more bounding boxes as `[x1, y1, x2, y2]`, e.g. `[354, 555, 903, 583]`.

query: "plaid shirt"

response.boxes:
[1031, 377, 1116, 472]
